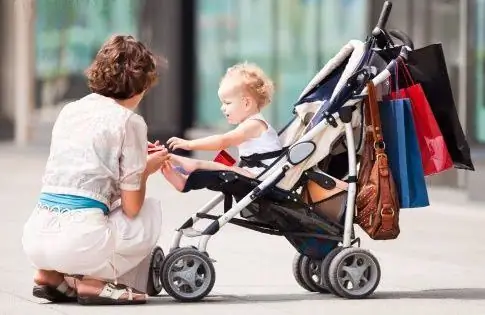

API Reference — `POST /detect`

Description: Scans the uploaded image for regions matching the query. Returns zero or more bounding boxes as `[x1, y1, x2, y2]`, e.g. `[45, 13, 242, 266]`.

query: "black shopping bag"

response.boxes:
[375, 44, 474, 171]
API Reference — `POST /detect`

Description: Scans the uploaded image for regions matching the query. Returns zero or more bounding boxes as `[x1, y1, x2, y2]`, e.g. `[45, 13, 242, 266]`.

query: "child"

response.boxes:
[162, 62, 282, 191]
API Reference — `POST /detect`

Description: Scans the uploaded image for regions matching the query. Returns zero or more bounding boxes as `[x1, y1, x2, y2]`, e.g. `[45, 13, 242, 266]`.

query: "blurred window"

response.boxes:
[475, 0, 485, 143]
[35, 0, 140, 80]
[195, 0, 367, 129]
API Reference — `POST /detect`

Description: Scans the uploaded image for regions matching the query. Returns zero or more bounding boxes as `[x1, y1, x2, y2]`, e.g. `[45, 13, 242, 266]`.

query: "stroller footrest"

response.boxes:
[181, 227, 203, 237]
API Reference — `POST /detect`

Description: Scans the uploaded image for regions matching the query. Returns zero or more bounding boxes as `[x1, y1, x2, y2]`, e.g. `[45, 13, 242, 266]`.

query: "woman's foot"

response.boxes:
[34, 270, 65, 286]
[32, 270, 77, 303]
[76, 278, 147, 305]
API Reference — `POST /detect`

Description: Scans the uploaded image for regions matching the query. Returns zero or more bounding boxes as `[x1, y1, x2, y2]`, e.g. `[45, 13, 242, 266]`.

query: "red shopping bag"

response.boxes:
[390, 58, 453, 176]
[213, 150, 236, 166]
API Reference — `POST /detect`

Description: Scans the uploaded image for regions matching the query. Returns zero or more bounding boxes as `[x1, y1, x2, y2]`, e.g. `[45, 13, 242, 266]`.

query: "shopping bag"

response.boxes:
[379, 97, 430, 208]
[213, 150, 236, 166]
[390, 59, 454, 176]
[376, 44, 474, 171]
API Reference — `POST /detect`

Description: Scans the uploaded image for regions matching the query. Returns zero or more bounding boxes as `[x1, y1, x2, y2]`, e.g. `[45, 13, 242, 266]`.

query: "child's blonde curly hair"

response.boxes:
[221, 62, 275, 108]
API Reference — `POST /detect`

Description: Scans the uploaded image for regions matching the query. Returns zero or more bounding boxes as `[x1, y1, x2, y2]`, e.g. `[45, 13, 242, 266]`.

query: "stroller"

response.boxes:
[148, 1, 414, 301]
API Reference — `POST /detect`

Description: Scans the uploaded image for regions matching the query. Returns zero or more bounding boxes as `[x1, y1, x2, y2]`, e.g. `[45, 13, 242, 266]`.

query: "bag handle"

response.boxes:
[388, 60, 402, 97]
[366, 81, 385, 154]
[397, 57, 415, 85]
[389, 58, 414, 98]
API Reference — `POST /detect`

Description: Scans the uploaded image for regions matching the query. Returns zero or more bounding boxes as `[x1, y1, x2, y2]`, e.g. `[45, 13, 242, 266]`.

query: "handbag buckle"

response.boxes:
[373, 140, 386, 150]
[380, 208, 395, 216]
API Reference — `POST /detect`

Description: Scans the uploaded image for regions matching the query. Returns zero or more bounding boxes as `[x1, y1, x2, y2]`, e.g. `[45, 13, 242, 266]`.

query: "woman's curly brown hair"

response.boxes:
[85, 34, 161, 100]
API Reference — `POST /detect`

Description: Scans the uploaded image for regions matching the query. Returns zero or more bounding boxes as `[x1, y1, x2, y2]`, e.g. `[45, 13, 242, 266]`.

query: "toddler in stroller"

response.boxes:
[162, 62, 282, 191]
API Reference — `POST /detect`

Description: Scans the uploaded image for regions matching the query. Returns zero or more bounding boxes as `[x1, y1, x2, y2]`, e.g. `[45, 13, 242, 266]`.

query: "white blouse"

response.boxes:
[41, 93, 148, 208]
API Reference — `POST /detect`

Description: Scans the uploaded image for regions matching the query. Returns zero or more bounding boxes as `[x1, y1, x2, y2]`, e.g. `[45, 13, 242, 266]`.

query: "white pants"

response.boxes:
[22, 198, 162, 293]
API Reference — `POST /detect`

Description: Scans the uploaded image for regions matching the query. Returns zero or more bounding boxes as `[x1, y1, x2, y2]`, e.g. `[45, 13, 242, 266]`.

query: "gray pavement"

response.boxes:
[1, 143, 485, 315]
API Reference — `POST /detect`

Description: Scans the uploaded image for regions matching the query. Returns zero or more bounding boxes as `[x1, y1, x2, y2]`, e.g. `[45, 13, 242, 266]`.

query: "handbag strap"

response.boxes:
[366, 81, 385, 154]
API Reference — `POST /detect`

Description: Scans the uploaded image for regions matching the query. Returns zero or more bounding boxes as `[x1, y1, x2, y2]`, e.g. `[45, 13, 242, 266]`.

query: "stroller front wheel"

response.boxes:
[328, 247, 381, 299]
[161, 247, 216, 302]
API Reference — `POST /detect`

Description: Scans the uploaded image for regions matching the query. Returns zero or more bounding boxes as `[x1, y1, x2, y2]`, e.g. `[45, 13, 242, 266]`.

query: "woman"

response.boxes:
[22, 34, 168, 305]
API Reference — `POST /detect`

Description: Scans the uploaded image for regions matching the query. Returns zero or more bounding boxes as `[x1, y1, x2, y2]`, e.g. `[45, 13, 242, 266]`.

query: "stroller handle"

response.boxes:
[372, 1, 392, 36]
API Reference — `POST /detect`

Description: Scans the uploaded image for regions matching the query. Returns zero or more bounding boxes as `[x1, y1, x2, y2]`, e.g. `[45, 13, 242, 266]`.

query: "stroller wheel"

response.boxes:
[300, 256, 330, 294]
[161, 247, 215, 302]
[328, 247, 381, 299]
[146, 246, 165, 296]
[320, 246, 344, 296]
[292, 253, 316, 292]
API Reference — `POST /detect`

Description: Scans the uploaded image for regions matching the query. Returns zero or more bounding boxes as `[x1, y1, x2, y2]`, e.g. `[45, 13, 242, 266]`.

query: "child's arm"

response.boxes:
[167, 119, 265, 151]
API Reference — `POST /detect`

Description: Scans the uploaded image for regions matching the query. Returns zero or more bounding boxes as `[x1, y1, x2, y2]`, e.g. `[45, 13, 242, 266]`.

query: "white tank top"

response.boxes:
[238, 113, 282, 175]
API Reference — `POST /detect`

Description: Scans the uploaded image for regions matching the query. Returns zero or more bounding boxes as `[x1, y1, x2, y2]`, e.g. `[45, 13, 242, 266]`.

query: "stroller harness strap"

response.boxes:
[239, 147, 288, 168]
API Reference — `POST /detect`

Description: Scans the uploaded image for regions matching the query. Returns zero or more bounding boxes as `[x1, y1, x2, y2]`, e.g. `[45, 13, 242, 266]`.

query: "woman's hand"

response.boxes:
[145, 147, 170, 175]
[167, 137, 192, 151]
[147, 140, 160, 148]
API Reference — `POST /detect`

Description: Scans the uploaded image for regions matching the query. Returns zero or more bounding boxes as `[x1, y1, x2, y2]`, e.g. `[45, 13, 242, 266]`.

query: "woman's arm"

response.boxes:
[121, 150, 169, 218]
[167, 119, 266, 151]
[119, 114, 169, 218]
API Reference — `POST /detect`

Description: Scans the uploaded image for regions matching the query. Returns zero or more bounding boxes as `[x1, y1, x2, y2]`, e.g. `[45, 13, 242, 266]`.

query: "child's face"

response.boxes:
[218, 77, 255, 125]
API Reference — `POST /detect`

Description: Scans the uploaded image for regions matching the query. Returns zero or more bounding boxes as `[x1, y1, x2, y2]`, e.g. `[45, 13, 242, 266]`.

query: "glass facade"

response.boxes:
[475, 0, 485, 143]
[36, 0, 140, 79]
[196, 0, 368, 130]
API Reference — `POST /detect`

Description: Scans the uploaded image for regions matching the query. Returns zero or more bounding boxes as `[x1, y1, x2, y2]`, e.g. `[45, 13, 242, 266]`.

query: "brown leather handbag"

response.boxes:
[355, 81, 400, 240]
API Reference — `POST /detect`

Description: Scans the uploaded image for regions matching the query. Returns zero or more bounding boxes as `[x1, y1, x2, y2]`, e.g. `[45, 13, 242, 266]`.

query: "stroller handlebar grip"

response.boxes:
[372, 1, 392, 35]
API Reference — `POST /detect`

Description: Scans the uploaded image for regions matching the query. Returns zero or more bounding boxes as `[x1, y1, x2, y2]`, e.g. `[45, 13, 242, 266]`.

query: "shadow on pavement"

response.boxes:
[145, 288, 485, 305]
[376, 288, 485, 300]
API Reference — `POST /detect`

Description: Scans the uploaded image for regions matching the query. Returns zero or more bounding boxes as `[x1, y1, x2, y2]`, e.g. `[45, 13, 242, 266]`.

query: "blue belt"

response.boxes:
[38, 193, 109, 215]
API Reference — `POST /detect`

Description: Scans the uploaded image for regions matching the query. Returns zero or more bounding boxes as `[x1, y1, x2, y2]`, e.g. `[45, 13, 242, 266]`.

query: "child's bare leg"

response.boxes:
[161, 162, 188, 191]
[229, 166, 256, 178]
[170, 154, 256, 177]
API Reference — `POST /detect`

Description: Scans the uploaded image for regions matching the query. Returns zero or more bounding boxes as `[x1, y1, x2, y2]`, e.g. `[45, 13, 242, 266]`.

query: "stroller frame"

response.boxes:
[158, 0, 413, 303]
[170, 108, 359, 253]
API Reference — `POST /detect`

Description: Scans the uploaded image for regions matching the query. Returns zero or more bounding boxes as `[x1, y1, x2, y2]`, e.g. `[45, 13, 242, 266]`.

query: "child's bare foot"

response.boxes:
[161, 162, 187, 191]
[169, 154, 201, 173]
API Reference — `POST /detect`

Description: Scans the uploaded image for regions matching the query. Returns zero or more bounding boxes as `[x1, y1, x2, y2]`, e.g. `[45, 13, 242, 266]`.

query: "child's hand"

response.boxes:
[167, 137, 192, 151]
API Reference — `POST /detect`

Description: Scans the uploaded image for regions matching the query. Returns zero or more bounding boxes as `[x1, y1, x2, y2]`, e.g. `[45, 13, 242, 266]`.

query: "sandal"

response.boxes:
[77, 283, 147, 305]
[33, 280, 77, 303]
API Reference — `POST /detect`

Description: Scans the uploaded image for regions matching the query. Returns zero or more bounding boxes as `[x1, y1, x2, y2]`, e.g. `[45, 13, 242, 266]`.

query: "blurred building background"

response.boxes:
[0, 0, 483, 201]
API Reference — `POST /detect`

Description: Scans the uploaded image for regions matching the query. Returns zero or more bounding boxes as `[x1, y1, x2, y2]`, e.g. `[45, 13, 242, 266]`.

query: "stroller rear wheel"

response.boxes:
[161, 247, 215, 302]
[292, 253, 315, 292]
[328, 247, 381, 299]
[146, 246, 165, 296]
[300, 256, 330, 294]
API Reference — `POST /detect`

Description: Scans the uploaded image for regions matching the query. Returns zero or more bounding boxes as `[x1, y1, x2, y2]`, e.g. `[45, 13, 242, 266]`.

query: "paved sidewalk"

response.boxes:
[1, 144, 485, 315]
